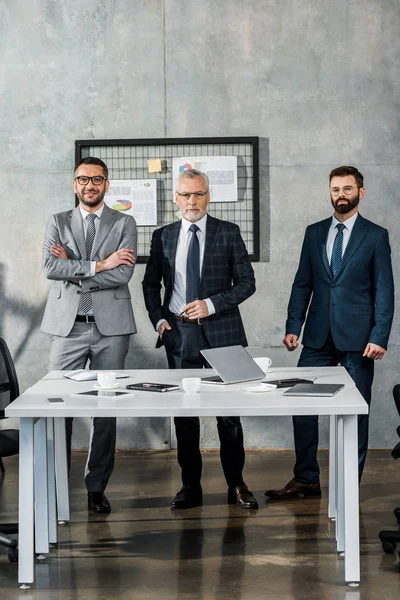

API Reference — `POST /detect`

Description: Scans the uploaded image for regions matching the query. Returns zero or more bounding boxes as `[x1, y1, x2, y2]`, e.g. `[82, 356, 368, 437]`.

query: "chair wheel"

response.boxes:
[382, 541, 397, 554]
[8, 548, 18, 563]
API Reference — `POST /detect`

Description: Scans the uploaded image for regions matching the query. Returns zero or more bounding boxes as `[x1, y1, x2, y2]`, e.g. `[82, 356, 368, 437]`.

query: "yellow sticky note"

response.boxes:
[148, 159, 162, 173]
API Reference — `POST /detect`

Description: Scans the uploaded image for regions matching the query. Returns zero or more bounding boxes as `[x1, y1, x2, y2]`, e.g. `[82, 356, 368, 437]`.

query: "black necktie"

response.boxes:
[78, 213, 96, 314]
[330, 223, 346, 277]
[186, 224, 200, 303]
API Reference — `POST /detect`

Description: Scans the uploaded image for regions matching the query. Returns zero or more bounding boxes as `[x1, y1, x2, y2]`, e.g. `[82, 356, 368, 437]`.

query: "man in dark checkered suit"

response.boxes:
[142, 169, 258, 510]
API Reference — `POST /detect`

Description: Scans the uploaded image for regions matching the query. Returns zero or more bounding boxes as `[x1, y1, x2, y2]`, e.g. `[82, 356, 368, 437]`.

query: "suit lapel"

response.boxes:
[335, 213, 368, 277]
[200, 216, 219, 282]
[165, 221, 181, 281]
[70, 207, 86, 258]
[319, 218, 333, 279]
[91, 204, 117, 258]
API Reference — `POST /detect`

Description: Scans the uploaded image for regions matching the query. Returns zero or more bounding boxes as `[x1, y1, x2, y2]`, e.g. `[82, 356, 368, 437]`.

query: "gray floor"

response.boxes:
[1, 449, 400, 599]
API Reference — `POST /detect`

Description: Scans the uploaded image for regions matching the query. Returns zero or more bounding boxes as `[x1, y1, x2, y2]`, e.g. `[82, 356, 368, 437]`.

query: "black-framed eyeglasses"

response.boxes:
[330, 186, 358, 197]
[75, 176, 107, 186]
[176, 191, 209, 200]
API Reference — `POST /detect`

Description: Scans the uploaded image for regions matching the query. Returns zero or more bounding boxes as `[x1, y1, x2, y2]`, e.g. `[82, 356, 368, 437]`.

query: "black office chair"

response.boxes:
[0, 337, 19, 562]
[379, 384, 400, 570]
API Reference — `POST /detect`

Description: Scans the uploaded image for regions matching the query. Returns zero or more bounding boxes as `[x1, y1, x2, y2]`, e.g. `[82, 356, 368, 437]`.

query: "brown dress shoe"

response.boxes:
[228, 484, 258, 509]
[265, 478, 321, 499]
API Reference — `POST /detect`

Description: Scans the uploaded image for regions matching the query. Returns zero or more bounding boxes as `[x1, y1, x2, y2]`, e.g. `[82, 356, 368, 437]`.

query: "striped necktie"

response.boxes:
[78, 213, 96, 314]
[330, 223, 346, 277]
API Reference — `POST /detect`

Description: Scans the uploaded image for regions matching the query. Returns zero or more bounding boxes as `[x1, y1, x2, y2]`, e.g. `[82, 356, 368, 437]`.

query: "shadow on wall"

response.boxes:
[0, 263, 46, 362]
[259, 137, 270, 263]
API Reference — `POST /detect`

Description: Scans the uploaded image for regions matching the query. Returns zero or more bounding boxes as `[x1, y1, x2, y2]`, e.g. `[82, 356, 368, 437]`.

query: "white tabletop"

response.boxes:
[6, 367, 368, 418]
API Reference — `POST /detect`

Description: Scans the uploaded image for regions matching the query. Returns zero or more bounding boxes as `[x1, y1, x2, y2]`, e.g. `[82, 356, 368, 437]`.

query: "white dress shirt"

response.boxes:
[326, 212, 358, 264]
[156, 215, 216, 331]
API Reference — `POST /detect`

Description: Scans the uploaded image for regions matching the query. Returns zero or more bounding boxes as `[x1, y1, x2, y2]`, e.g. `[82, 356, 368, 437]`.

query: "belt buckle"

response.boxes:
[85, 315, 94, 323]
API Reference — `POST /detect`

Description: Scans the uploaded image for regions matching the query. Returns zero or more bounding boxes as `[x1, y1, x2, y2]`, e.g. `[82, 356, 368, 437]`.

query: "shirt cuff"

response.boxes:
[204, 298, 215, 316]
[156, 319, 167, 332]
[90, 261, 96, 277]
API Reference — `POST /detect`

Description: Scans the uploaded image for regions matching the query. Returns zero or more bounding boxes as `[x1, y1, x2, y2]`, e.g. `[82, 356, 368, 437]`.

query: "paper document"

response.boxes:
[104, 179, 157, 225]
[172, 156, 238, 202]
[64, 370, 129, 382]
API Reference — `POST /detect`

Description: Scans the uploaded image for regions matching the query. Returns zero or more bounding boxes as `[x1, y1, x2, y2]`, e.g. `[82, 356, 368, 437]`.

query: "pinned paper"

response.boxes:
[148, 159, 162, 173]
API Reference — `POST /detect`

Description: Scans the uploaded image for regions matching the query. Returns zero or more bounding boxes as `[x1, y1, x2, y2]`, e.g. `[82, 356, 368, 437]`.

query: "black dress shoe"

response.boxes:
[265, 478, 321, 499]
[228, 484, 258, 509]
[171, 485, 203, 509]
[88, 492, 111, 513]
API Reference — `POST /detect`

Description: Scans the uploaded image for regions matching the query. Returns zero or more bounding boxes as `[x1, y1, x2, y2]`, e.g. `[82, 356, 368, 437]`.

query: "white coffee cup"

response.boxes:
[97, 371, 117, 388]
[182, 377, 201, 393]
[253, 357, 272, 371]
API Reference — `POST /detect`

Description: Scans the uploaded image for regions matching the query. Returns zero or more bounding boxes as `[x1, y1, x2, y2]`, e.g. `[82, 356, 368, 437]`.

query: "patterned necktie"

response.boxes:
[78, 213, 97, 314]
[186, 224, 200, 304]
[330, 223, 346, 277]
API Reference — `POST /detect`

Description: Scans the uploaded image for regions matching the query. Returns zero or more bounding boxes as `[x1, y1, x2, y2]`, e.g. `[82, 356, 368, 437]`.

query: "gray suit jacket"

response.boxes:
[41, 204, 137, 337]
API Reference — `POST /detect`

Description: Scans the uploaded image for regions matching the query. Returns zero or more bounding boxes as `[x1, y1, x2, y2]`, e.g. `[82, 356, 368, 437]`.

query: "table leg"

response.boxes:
[18, 417, 35, 586]
[34, 418, 49, 555]
[46, 418, 58, 544]
[336, 416, 345, 552]
[343, 414, 360, 584]
[54, 417, 70, 522]
[328, 415, 337, 520]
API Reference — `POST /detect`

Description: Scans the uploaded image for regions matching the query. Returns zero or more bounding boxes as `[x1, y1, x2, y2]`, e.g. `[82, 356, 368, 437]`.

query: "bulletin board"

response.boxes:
[75, 137, 259, 263]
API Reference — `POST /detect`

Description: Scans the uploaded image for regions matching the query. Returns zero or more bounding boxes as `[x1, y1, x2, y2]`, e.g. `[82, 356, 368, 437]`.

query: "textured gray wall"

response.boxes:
[1, 0, 399, 452]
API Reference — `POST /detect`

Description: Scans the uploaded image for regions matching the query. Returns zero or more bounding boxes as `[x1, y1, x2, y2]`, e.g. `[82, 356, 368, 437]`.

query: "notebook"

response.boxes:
[283, 383, 344, 397]
[200, 346, 266, 385]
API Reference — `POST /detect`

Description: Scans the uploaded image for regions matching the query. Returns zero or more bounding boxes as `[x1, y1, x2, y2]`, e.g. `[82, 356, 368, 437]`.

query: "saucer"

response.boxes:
[93, 383, 120, 390]
[243, 384, 277, 393]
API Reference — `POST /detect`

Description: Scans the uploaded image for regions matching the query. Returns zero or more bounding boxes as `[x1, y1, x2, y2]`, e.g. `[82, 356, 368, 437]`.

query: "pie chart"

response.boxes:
[112, 199, 132, 212]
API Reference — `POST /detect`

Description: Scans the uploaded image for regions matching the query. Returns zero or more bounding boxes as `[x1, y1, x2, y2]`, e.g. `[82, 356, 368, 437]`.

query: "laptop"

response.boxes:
[200, 345, 266, 385]
[283, 383, 344, 397]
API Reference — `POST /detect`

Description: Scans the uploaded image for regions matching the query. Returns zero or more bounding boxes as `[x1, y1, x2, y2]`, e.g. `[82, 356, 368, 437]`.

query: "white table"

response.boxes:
[6, 366, 368, 588]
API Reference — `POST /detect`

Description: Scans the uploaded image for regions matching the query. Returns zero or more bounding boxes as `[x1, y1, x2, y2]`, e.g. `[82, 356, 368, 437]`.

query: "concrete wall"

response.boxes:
[1, 0, 399, 451]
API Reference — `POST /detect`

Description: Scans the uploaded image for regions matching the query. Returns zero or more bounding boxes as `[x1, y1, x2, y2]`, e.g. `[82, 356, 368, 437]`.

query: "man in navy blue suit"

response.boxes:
[266, 166, 394, 499]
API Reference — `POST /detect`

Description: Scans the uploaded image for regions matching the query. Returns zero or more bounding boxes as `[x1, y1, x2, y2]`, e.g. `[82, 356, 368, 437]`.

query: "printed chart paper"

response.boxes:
[104, 179, 157, 225]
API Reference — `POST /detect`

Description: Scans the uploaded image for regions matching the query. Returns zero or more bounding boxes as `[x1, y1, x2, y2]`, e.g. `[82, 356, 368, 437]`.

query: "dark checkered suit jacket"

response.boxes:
[142, 215, 255, 348]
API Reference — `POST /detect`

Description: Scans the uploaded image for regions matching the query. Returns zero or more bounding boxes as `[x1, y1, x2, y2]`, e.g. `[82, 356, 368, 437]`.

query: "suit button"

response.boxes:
[330, 283, 335, 288]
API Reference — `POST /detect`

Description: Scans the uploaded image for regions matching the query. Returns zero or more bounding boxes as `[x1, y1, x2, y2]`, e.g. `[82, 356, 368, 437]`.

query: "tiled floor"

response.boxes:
[1, 449, 400, 599]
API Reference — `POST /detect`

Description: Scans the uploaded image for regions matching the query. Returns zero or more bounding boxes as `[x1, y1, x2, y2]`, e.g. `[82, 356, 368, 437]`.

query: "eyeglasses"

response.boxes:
[330, 186, 358, 197]
[176, 191, 209, 200]
[75, 176, 107, 186]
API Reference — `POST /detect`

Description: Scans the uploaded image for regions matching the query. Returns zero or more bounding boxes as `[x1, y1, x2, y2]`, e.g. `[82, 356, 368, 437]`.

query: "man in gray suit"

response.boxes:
[41, 157, 137, 513]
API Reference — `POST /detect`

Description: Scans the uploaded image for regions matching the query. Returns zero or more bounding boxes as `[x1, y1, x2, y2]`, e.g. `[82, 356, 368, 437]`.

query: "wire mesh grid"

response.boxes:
[80, 139, 258, 261]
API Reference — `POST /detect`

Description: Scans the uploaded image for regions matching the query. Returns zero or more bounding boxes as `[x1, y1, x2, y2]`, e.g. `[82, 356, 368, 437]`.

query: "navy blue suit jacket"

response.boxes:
[286, 214, 394, 351]
[142, 215, 255, 349]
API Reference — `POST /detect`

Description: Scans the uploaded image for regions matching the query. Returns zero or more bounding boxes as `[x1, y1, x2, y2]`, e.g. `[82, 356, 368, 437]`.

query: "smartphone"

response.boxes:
[47, 397, 64, 403]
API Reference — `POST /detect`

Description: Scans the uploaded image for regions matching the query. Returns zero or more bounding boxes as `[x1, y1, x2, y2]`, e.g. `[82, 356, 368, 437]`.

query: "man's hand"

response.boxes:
[182, 299, 209, 320]
[158, 321, 172, 338]
[363, 343, 386, 360]
[96, 248, 135, 273]
[51, 244, 68, 259]
[283, 334, 299, 351]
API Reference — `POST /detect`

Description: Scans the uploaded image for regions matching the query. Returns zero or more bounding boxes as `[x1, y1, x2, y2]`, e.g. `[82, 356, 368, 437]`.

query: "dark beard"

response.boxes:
[77, 190, 105, 208]
[331, 193, 360, 214]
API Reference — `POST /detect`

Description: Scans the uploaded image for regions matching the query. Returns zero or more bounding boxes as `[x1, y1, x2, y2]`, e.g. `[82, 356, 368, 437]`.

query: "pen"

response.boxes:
[179, 298, 198, 317]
